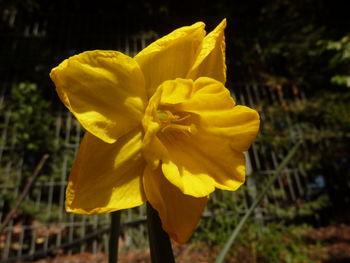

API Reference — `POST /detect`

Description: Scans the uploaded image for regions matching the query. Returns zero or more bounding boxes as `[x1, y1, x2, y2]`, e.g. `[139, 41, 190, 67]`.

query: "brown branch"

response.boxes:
[0, 154, 49, 233]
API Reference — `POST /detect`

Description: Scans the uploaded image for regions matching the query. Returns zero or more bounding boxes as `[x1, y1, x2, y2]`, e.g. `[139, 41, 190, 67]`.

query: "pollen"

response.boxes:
[156, 110, 197, 136]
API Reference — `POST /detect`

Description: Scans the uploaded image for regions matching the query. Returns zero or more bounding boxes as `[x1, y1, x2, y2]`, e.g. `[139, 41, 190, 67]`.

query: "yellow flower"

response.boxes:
[50, 19, 260, 244]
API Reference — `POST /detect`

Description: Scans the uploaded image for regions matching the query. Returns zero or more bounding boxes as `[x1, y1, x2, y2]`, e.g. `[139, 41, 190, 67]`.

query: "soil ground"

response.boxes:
[31, 224, 350, 263]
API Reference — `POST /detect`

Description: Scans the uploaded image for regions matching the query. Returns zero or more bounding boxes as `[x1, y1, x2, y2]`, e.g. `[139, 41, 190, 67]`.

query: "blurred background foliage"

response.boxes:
[0, 0, 349, 261]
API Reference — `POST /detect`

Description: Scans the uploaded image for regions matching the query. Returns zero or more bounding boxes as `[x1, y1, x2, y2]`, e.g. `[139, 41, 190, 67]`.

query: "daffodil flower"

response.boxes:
[50, 19, 260, 244]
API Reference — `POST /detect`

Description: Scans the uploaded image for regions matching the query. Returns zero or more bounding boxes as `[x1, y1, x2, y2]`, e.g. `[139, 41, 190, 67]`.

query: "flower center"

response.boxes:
[156, 110, 196, 136]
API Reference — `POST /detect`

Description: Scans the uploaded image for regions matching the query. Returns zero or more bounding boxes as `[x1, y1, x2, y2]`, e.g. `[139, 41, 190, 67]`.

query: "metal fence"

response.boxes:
[0, 8, 316, 262]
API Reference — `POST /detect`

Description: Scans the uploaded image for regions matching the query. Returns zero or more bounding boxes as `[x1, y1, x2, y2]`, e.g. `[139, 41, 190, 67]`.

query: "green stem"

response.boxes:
[147, 202, 175, 263]
[215, 142, 302, 263]
[109, 211, 121, 263]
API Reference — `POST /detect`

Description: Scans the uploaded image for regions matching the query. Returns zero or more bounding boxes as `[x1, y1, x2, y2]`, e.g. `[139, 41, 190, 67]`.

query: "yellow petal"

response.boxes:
[66, 128, 146, 214]
[134, 22, 205, 98]
[141, 87, 169, 169]
[143, 165, 208, 244]
[161, 128, 247, 197]
[196, 105, 260, 152]
[187, 19, 227, 83]
[50, 50, 147, 144]
[160, 77, 231, 107]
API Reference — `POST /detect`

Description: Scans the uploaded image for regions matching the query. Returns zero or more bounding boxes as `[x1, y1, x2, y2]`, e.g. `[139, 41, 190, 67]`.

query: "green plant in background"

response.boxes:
[4, 82, 55, 160]
[195, 214, 324, 262]
[0, 82, 64, 221]
[265, 195, 330, 220]
[319, 35, 350, 88]
[256, 88, 350, 216]
[1, 82, 53, 187]
[193, 190, 245, 245]
[237, 223, 323, 263]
